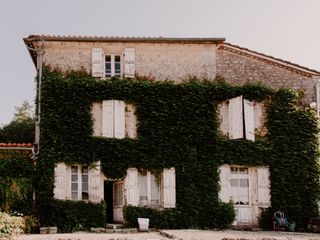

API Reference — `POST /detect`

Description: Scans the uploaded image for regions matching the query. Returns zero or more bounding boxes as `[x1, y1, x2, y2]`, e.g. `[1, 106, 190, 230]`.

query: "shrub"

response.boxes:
[0, 212, 25, 238]
[42, 199, 106, 233]
[23, 215, 39, 234]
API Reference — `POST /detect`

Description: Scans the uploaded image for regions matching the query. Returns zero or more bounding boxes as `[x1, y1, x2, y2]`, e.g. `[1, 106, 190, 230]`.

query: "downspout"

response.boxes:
[316, 80, 320, 117]
[27, 40, 44, 157]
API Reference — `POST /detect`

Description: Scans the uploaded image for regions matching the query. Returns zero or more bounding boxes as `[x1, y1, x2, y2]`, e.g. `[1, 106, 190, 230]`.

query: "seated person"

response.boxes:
[274, 210, 287, 228]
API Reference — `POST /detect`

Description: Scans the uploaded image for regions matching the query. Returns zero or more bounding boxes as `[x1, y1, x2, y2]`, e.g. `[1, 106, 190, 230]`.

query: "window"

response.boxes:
[113, 181, 124, 207]
[105, 55, 121, 77]
[71, 165, 89, 200]
[92, 48, 135, 78]
[139, 171, 160, 206]
[219, 95, 255, 140]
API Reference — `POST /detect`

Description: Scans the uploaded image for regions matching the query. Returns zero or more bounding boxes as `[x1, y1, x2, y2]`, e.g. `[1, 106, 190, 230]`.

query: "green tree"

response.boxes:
[0, 100, 35, 143]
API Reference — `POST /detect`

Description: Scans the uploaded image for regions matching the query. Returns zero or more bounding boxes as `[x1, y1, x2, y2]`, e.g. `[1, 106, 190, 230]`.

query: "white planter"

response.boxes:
[137, 218, 149, 230]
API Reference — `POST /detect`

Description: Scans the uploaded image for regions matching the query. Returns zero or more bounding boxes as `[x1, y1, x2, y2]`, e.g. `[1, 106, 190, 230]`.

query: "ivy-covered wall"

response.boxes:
[36, 67, 320, 229]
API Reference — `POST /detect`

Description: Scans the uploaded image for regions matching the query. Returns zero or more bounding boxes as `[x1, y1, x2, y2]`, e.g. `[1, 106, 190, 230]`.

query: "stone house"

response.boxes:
[24, 35, 320, 226]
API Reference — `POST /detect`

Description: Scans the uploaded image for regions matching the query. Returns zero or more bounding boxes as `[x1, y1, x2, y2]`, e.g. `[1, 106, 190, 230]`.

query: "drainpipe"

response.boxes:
[316, 80, 320, 117]
[27, 41, 44, 157]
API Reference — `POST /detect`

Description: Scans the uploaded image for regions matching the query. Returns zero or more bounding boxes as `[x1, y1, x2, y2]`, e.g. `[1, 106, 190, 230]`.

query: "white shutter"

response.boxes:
[257, 167, 271, 207]
[89, 161, 102, 203]
[162, 168, 176, 208]
[228, 96, 243, 139]
[54, 163, 67, 200]
[218, 102, 229, 137]
[125, 104, 137, 139]
[91, 102, 102, 136]
[102, 100, 114, 137]
[92, 48, 104, 77]
[125, 168, 139, 206]
[124, 48, 135, 78]
[219, 164, 231, 203]
[114, 100, 126, 139]
[244, 99, 255, 141]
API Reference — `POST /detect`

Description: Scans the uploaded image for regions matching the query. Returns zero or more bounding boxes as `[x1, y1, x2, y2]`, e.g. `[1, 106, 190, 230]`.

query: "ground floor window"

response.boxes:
[139, 171, 160, 206]
[230, 166, 249, 205]
[71, 165, 89, 200]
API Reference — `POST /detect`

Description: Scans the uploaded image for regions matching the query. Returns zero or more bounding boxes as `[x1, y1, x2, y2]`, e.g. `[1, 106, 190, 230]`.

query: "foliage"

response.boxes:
[39, 199, 106, 233]
[0, 156, 34, 214]
[0, 212, 25, 238]
[23, 215, 39, 234]
[36, 67, 320, 230]
[258, 207, 274, 230]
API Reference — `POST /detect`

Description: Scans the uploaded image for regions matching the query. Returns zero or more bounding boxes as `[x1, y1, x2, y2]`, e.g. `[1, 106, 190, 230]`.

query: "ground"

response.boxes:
[16, 230, 320, 240]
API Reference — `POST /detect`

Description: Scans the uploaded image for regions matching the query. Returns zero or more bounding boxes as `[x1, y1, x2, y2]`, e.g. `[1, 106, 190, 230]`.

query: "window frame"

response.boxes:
[138, 170, 161, 207]
[70, 165, 89, 201]
[105, 54, 122, 78]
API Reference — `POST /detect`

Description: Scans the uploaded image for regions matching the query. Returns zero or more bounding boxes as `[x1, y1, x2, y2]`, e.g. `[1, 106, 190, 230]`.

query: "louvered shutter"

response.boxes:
[244, 99, 255, 141]
[92, 48, 104, 77]
[91, 102, 102, 136]
[125, 168, 139, 206]
[114, 100, 125, 138]
[54, 163, 67, 200]
[125, 104, 137, 139]
[124, 48, 135, 78]
[228, 96, 243, 139]
[89, 162, 102, 203]
[219, 164, 231, 203]
[257, 167, 271, 207]
[162, 168, 176, 208]
[102, 100, 114, 137]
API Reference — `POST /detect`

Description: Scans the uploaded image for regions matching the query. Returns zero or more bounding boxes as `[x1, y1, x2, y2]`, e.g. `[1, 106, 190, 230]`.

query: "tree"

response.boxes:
[0, 100, 35, 143]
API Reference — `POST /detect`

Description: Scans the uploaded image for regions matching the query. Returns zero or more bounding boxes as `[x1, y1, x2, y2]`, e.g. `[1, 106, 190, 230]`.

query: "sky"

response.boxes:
[0, 0, 320, 125]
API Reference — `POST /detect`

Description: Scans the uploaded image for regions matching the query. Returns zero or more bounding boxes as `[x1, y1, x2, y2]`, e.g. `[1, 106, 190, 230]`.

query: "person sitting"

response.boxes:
[274, 210, 287, 229]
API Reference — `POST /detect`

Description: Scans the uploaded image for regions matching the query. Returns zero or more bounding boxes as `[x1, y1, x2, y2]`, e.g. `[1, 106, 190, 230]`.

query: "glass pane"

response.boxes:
[230, 167, 238, 174]
[71, 174, 78, 182]
[139, 174, 147, 198]
[82, 167, 88, 174]
[71, 192, 78, 200]
[72, 183, 78, 191]
[82, 175, 88, 183]
[231, 178, 238, 187]
[82, 184, 88, 192]
[71, 166, 78, 173]
[115, 63, 121, 72]
[240, 179, 249, 187]
[151, 175, 160, 203]
[82, 192, 89, 200]
[105, 55, 111, 61]
[239, 168, 248, 174]
[115, 55, 121, 62]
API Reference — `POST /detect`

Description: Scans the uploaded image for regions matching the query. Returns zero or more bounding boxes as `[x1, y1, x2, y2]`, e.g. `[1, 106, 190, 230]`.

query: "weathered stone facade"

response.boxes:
[40, 41, 218, 82]
[216, 47, 319, 104]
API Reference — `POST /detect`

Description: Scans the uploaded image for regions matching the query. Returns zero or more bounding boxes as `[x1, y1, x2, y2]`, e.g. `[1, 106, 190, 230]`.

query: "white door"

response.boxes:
[113, 181, 124, 222]
[230, 166, 253, 224]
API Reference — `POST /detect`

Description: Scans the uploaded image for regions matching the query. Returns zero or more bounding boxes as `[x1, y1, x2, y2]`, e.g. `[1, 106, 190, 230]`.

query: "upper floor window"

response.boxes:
[219, 96, 267, 141]
[92, 48, 135, 78]
[105, 55, 121, 77]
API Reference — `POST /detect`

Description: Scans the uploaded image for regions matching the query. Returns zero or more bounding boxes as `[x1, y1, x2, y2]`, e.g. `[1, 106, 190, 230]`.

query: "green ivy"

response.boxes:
[36, 67, 320, 230]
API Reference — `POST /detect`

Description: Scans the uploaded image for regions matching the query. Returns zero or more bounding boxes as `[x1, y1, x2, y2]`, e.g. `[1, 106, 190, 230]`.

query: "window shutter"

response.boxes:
[91, 102, 102, 136]
[244, 99, 255, 141]
[219, 164, 231, 203]
[54, 163, 67, 200]
[102, 100, 114, 137]
[218, 102, 229, 137]
[228, 96, 243, 139]
[92, 48, 104, 77]
[114, 100, 125, 139]
[162, 168, 176, 208]
[257, 167, 271, 207]
[89, 161, 102, 203]
[124, 48, 135, 78]
[125, 103, 137, 139]
[125, 168, 139, 206]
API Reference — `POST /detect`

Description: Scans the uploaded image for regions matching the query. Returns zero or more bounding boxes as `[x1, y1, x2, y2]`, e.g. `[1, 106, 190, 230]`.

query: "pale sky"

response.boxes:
[0, 0, 319, 124]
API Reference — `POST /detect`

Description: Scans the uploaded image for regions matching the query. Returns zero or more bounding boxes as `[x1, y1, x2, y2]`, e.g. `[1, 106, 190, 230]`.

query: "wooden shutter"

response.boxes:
[114, 100, 125, 139]
[54, 163, 67, 200]
[89, 162, 102, 203]
[125, 103, 137, 139]
[162, 168, 176, 208]
[91, 102, 102, 136]
[218, 102, 229, 137]
[124, 48, 135, 78]
[244, 99, 255, 141]
[102, 100, 114, 137]
[219, 164, 231, 203]
[92, 48, 104, 77]
[228, 96, 243, 139]
[257, 167, 271, 207]
[125, 168, 139, 206]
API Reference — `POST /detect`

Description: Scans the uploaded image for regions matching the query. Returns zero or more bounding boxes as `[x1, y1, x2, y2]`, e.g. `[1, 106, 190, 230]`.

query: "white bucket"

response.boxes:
[137, 217, 149, 230]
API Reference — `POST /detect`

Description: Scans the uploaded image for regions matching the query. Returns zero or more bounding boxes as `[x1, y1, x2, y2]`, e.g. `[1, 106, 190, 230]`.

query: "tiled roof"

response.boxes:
[0, 143, 33, 152]
[219, 42, 320, 76]
[0, 143, 33, 147]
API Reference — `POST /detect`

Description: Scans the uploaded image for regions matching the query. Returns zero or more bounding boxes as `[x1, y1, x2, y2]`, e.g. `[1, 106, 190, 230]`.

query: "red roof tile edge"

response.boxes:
[0, 143, 33, 148]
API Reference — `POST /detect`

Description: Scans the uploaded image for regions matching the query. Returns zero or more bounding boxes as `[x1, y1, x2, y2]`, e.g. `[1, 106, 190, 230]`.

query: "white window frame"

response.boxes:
[105, 54, 122, 77]
[71, 165, 89, 201]
[139, 171, 160, 207]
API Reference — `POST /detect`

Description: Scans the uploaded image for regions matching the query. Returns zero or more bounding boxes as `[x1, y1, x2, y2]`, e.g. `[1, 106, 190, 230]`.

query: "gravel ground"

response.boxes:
[16, 230, 320, 240]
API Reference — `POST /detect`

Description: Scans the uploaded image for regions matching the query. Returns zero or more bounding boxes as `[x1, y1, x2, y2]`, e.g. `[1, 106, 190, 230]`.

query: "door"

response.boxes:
[113, 181, 124, 222]
[230, 166, 252, 224]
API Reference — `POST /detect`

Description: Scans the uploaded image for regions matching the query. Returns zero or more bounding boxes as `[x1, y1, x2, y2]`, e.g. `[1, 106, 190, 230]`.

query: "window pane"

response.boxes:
[82, 167, 88, 174]
[71, 166, 78, 173]
[115, 63, 121, 72]
[150, 175, 160, 204]
[114, 55, 121, 62]
[71, 192, 78, 200]
[82, 175, 88, 183]
[71, 174, 78, 182]
[139, 173, 147, 204]
[72, 183, 78, 191]
[240, 179, 249, 187]
[231, 178, 238, 187]
[105, 55, 111, 62]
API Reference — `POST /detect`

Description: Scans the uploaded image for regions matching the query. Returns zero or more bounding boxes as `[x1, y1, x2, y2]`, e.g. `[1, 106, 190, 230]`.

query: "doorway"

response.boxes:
[104, 181, 113, 223]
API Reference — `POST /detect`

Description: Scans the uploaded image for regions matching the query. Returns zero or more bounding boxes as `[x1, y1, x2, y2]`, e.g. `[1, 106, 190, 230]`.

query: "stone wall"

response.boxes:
[216, 48, 317, 104]
[42, 41, 218, 83]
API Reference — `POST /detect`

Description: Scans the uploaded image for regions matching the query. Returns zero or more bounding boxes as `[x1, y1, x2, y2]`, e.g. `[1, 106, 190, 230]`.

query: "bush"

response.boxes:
[42, 199, 106, 232]
[23, 215, 39, 234]
[258, 207, 274, 230]
[0, 212, 25, 238]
